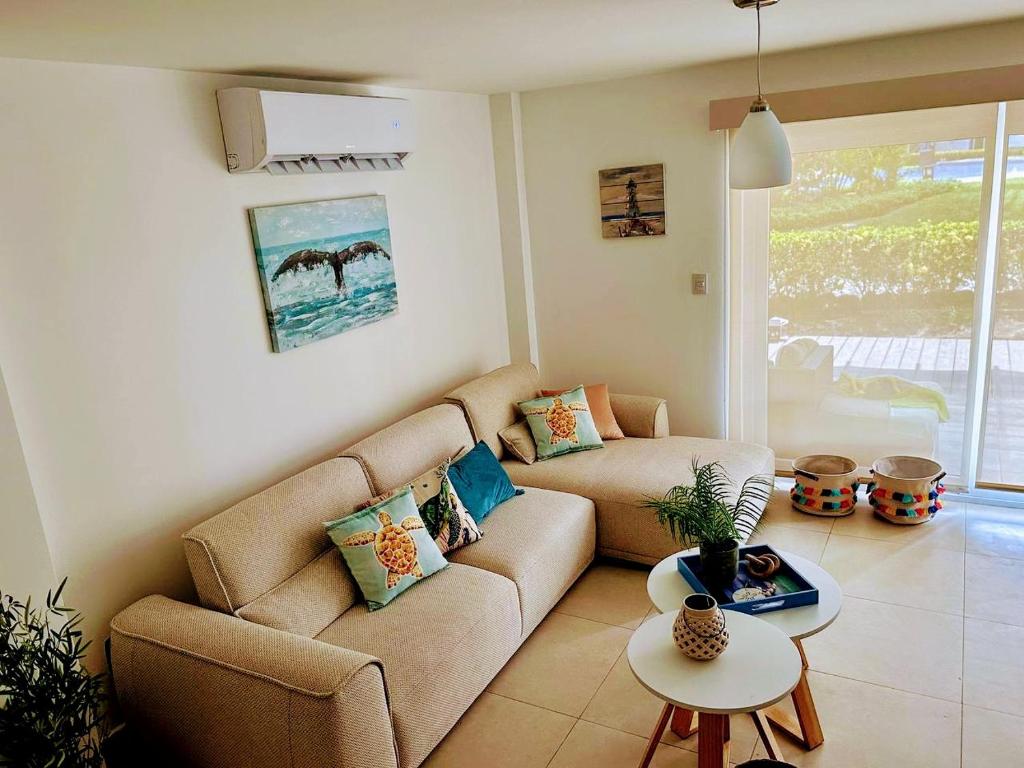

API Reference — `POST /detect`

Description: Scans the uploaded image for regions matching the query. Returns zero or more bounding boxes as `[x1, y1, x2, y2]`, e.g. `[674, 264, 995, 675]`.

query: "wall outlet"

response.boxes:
[692, 273, 708, 295]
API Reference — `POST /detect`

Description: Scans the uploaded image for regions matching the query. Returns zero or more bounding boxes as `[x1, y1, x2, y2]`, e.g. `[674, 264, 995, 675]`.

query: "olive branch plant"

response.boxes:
[642, 458, 774, 547]
[0, 578, 107, 768]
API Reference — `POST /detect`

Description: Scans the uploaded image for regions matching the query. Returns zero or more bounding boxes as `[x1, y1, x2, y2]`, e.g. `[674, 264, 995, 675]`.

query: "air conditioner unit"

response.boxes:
[216, 88, 414, 175]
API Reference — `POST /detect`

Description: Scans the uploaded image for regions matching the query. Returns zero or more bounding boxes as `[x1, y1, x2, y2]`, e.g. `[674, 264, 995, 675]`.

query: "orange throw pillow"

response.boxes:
[539, 383, 625, 440]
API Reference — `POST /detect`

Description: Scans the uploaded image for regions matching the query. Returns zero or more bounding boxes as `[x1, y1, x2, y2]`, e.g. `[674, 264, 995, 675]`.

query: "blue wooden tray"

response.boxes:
[676, 544, 819, 615]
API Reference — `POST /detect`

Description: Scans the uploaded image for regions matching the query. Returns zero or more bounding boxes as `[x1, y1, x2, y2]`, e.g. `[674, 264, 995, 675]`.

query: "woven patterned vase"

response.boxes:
[673, 593, 730, 661]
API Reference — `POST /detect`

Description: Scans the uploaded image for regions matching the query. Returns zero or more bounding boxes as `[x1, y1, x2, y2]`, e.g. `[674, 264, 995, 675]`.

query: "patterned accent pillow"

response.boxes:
[325, 487, 447, 611]
[518, 385, 604, 461]
[357, 458, 482, 556]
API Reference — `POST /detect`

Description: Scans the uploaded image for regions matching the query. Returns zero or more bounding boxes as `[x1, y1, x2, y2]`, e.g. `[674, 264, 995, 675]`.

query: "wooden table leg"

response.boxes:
[670, 707, 698, 739]
[697, 712, 730, 768]
[749, 710, 785, 762]
[765, 638, 825, 750]
[638, 702, 673, 768]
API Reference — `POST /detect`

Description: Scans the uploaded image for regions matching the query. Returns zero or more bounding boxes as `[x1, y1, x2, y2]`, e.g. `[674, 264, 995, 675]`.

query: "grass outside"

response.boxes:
[856, 178, 1024, 227]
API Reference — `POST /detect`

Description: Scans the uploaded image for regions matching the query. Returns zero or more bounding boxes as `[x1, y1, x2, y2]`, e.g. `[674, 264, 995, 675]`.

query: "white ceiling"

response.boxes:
[3, 0, 1023, 93]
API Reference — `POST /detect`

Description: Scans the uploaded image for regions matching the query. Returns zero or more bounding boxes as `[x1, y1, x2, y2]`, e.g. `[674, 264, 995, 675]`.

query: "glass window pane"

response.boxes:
[767, 134, 985, 482]
[980, 132, 1024, 487]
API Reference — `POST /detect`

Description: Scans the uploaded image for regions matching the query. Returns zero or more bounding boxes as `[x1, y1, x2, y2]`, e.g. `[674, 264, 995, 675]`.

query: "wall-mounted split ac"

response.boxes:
[216, 88, 414, 175]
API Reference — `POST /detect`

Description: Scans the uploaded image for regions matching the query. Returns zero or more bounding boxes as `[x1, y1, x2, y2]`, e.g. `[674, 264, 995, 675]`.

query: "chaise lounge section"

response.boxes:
[109, 363, 773, 768]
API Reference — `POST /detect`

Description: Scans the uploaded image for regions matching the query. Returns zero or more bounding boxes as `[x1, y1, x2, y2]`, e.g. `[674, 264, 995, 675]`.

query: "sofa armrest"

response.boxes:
[110, 595, 398, 768]
[609, 394, 669, 438]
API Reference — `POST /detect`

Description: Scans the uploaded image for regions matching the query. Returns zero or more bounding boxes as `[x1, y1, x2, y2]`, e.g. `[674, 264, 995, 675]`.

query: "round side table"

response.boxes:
[647, 548, 842, 751]
[628, 611, 801, 768]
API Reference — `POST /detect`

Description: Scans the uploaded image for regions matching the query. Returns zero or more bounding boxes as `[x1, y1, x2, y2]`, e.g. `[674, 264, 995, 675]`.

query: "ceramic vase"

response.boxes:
[673, 593, 729, 661]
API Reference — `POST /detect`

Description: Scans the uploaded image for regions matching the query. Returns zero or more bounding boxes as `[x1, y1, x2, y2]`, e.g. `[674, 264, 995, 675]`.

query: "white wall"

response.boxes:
[0, 364, 55, 604]
[515, 19, 1024, 439]
[0, 57, 509, 667]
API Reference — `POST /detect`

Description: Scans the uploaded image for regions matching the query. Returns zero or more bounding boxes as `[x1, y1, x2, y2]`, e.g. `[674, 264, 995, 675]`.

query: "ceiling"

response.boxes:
[3, 0, 1023, 93]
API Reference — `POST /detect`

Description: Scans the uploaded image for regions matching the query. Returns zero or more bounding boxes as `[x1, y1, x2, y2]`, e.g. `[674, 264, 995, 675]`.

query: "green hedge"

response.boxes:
[769, 219, 1024, 300]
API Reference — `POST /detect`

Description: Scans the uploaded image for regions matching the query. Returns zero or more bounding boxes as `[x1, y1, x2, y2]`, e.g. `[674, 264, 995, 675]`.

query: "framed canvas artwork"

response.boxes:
[598, 163, 666, 238]
[249, 195, 398, 352]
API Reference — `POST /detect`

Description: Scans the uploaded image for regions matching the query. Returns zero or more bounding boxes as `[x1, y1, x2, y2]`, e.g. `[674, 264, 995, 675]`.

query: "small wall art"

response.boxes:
[598, 163, 666, 238]
[249, 195, 398, 352]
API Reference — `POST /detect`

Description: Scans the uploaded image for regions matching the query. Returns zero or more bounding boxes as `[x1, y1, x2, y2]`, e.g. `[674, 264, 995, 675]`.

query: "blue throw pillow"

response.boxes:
[449, 441, 522, 523]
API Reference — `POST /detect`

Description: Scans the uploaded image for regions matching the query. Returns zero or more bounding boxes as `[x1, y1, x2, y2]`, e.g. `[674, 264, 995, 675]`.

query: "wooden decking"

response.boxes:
[770, 335, 1024, 486]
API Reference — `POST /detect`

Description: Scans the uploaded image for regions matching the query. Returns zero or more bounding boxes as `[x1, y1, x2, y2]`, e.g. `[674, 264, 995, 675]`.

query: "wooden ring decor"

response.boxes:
[790, 454, 860, 517]
[744, 552, 781, 578]
[868, 455, 945, 525]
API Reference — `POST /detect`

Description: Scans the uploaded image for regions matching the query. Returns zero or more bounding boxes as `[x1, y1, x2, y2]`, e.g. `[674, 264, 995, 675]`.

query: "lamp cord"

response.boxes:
[756, 1, 763, 100]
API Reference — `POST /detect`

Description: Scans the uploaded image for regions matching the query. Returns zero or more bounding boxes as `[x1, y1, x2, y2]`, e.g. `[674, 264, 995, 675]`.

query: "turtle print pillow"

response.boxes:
[324, 487, 447, 611]
[356, 458, 482, 556]
[517, 385, 604, 461]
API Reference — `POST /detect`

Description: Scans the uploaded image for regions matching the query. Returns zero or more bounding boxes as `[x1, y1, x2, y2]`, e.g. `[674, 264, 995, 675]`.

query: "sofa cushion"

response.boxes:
[325, 488, 448, 611]
[449, 487, 595, 635]
[503, 436, 775, 563]
[498, 420, 537, 464]
[519, 386, 605, 460]
[183, 457, 370, 616]
[357, 458, 482, 556]
[316, 563, 521, 768]
[449, 441, 520, 522]
[541, 383, 625, 440]
[342, 404, 474, 495]
[445, 363, 541, 458]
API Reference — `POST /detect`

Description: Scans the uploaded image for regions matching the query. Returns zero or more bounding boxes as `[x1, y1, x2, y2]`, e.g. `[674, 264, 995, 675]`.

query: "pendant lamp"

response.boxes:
[729, 0, 792, 189]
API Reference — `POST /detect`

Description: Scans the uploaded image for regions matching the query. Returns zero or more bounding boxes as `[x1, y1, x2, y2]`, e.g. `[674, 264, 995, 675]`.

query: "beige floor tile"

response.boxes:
[554, 562, 653, 629]
[965, 553, 1024, 627]
[964, 618, 1024, 717]
[420, 693, 574, 768]
[820, 533, 965, 614]
[962, 704, 1024, 768]
[486, 612, 631, 717]
[747, 523, 830, 563]
[547, 719, 701, 768]
[750, 672, 961, 767]
[580, 653, 761, 759]
[829, 501, 965, 551]
[966, 504, 1024, 560]
[761, 487, 835, 533]
[802, 596, 963, 702]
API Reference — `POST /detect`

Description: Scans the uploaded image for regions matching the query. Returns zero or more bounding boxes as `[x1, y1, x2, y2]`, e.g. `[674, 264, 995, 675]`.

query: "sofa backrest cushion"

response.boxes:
[183, 457, 371, 627]
[444, 363, 541, 458]
[342, 403, 474, 495]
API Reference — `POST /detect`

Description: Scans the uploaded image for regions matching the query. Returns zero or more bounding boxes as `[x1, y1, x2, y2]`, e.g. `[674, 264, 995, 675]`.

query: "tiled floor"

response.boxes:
[422, 483, 1024, 768]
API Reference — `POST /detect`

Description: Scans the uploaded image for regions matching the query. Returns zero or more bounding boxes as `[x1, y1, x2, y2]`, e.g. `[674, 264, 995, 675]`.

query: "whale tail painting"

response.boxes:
[271, 241, 392, 296]
[249, 195, 398, 352]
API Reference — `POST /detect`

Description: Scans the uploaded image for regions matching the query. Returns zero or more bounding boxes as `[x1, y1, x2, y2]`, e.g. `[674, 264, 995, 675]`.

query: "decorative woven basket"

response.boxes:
[869, 455, 946, 525]
[790, 454, 860, 517]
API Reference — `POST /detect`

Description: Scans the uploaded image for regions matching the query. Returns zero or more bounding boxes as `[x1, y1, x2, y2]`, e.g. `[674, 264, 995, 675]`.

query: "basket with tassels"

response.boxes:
[868, 455, 945, 525]
[790, 454, 860, 517]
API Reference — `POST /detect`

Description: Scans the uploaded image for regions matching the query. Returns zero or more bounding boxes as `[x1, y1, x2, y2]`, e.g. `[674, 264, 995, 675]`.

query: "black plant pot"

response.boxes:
[699, 539, 740, 587]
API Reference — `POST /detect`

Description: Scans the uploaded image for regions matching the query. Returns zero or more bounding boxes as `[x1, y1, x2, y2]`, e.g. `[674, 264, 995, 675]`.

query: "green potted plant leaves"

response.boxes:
[643, 458, 774, 586]
[1, 578, 107, 768]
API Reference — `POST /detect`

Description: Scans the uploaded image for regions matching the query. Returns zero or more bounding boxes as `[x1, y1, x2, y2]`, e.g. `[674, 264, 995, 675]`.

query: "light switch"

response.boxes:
[692, 273, 708, 295]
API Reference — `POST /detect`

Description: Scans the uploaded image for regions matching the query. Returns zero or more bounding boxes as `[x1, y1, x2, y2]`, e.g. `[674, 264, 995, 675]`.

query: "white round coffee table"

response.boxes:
[647, 548, 842, 751]
[628, 611, 801, 768]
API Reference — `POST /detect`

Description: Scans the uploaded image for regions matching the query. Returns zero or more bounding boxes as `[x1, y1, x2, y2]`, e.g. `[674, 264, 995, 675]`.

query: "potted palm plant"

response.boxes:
[643, 458, 773, 586]
[0, 579, 107, 768]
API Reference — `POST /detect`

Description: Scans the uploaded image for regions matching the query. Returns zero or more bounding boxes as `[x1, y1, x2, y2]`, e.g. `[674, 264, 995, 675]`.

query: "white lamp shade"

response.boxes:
[729, 106, 792, 189]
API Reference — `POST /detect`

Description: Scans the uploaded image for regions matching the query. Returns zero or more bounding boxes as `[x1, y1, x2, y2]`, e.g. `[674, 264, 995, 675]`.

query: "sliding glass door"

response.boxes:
[730, 101, 1024, 493]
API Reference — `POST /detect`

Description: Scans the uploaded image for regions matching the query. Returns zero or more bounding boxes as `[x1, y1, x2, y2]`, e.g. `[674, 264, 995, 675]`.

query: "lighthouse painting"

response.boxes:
[598, 163, 666, 238]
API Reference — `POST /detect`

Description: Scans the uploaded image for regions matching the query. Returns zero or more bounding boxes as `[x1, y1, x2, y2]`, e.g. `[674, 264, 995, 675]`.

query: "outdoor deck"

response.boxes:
[769, 335, 1024, 486]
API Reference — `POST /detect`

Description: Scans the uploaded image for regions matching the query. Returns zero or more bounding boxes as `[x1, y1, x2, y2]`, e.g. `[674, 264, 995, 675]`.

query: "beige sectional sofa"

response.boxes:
[110, 363, 773, 768]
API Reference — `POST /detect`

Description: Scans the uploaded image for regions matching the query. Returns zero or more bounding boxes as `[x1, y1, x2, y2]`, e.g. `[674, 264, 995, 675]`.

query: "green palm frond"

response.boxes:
[641, 457, 773, 547]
